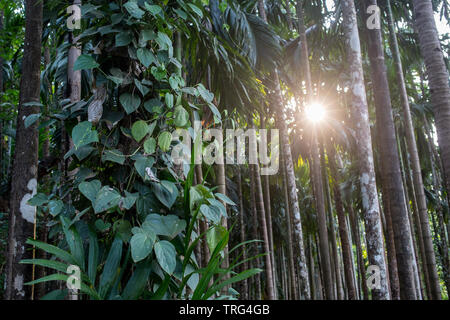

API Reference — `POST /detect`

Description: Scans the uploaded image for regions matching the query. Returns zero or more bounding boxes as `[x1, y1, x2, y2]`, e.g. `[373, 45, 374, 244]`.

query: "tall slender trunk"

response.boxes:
[362, 0, 415, 299]
[380, 187, 401, 300]
[215, 124, 229, 291]
[236, 168, 248, 300]
[424, 119, 450, 294]
[281, 145, 298, 299]
[413, 0, 450, 213]
[296, 0, 334, 300]
[348, 205, 369, 300]
[260, 113, 277, 298]
[250, 129, 275, 299]
[321, 144, 343, 299]
[255, 0, 310, 298]
[249, 165, 262, 299]
[328, 144, 357, 299]
[397, 128, 429, 299]
[385, 0, 441, 299]
[341, 0, 389, 300]
[5, 0, 43, 300]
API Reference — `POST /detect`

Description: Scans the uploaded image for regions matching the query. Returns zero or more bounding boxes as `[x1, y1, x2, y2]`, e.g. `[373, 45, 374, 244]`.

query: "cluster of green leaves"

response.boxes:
[22, 0, 261, 300]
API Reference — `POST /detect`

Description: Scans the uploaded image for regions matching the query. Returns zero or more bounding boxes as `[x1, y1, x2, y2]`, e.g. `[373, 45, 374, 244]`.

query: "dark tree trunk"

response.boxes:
[363, 0, 417, 300]
[328, 144, 357, 299]
[236, 168, 248, 300]
[385, 0, 441, 299]
[413, 0, 450, 220]
[342, 0, 389, 299]
[5, 0, 43, 300]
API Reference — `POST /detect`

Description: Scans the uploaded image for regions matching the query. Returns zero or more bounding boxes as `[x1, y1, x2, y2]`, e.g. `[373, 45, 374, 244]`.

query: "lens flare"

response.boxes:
[305, 103, 326, 123]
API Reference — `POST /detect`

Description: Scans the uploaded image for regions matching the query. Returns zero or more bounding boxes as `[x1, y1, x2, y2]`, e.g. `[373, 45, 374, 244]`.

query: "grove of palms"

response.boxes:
[0, 0, 449, 300]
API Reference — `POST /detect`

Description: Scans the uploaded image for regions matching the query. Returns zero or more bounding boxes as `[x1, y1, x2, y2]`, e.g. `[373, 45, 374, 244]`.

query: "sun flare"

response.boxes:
[305, 103, 326, 123]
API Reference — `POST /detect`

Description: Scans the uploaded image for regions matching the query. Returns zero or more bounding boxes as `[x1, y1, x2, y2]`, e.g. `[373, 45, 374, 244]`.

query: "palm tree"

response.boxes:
[328, 142, 357, 299]
[412, 0, 450, 216]
[385, 0, 441, 300]
[341, 0, 389, 299]
[5, 0, 43, 300]
[296, 0, 334, 300]
[363, 0, 417, 300]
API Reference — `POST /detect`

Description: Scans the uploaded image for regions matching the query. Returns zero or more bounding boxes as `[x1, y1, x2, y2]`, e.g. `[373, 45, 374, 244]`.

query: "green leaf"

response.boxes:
[115, 32, 132, 46]
[28, 193, 49, 206]
[173, 8, 187, 20]
[143, 137, 156, 154]
[144, 214, 186, 238]
[114, 219, 132, 242]
[99, 237, 123, 298]
[165, 93, 174, 109]
[144, 99, 163, 113]
[200, 204, 220, 224]
[151, 66, 167, 81]
[120, 93, 141, 114]
[123, 1, 145, 19]
[137, 48, 156, 68]
[154, 240, 176, 275]
[197, 84, 214, 103]
[156, 32, 172, 50]
[139, 29, 156, 44]
[122, 191, 138, 210]
[158, 131, 172, 152]
[187, 3, 203, 17]
[95, 219, 111, 232]
[24, 113, 41, 128]
[214, 193, 236, 205]
[78, 180, 101, 202]
[207, 198, 227, 217]
[20, 259, 68, 274]
[88, 229, 99, 285]
[206, 225, 227, 254]
[152, 180, 178, 209]
[134, 79, 150, 96]
[122, 260, 152, 299]
[131, 120, 149, 142]
[173, 105, 189, 127]
[72, 121, 99, 149]
[93, 186, 121, 213]
[130, 227, 156, 263]
[47, 200, 64, 217]
[134, 156, 155, 180]
[25, 239, 76, 265]
[144, 3, 161, 15]
[205, 268, 262, 299]
[73, 55, 99, 71]
[102, 149, 126, 165]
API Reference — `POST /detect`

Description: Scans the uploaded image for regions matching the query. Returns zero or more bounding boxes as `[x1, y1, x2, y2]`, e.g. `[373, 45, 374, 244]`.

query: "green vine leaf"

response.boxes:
[72, 121, 99, 149]
[120, 93, 141, 114]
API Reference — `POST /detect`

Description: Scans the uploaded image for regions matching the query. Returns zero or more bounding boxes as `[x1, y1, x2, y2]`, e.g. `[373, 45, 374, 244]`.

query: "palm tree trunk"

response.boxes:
[296, 0, 333, 299]
[328, 144, 357, 299]
[249, 164, 262, 299]
[281, 145, 298, 299]
[385, 0, 441, 299]
[236, 167, 248, 300]
[342, 0, 389, 299]
[5, 0, 43, 300]
[348, 205, 369, 300]
[250, 134, 275, 299]
[260, 113, 277, 298]
[413, 0, 450, 216]
[321, 144, 343, 299]
[362, 0, 416, 299]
